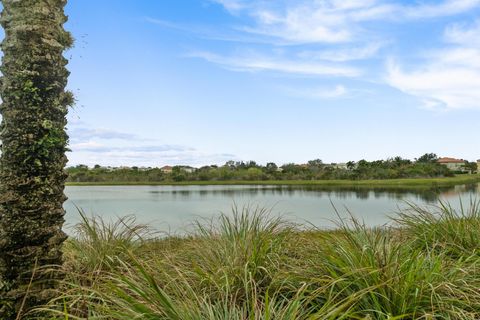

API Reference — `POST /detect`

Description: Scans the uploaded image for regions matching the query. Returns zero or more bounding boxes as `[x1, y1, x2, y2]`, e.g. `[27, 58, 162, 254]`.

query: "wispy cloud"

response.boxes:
[210, 0, 480, 108]
[199, 1, 479, 81]
[386, 19, 480, 110]
[445, 19, 480, 46]
[298, 42, 385, 62]
[242, 9, 353, 44]
[69, 127, 139, 142]
[144, 17, 182, 30]
[68, 145, 236, 167]
[188, 51, 361, 77]
[210, 0, 248, 13]
[70, 143, 191, 153]
[159, 0, 480, 106]
[211, 0, 480, 44]
[146, 16, 284, 45]
[147, 0, 480, 59]
[387, 61, 480, 110]
[285, 85, 349, 100]
[403, 0, 480, 19]
[67, 124, 237, 167]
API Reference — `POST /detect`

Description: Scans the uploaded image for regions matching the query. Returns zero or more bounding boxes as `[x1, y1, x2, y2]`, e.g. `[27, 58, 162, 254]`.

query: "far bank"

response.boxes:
[66, 174, 480, 189]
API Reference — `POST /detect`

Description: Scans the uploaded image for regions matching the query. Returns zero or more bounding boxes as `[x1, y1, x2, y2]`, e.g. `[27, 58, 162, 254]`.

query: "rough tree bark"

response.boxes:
[0, 0, 73, 317]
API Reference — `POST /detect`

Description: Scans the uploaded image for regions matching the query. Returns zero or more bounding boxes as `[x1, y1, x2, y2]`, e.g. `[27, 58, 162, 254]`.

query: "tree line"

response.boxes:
[66, 153, 469, 183]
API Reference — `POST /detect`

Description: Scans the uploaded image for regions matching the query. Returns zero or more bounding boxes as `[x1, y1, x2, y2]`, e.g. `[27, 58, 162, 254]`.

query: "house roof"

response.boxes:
[437, 157, 465, 164]
[161, 165, 173, 170]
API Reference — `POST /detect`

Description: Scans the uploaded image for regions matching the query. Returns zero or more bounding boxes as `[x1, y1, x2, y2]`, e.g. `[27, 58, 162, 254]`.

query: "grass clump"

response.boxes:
[64, 210, 154, 276]
[294, 221, 477, 318]
[395, 199, 480, 259]
[35, 201, 480, 319]
[65, 209, 153, 273]
[184, 206, 294, 302]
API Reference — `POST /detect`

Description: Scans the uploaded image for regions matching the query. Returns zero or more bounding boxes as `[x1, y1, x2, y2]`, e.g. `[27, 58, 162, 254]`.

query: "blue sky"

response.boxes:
[60, 0, 480, 166]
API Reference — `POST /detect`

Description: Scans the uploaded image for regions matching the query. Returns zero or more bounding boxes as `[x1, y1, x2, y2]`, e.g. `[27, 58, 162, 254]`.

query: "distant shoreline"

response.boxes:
[66, 174, 480, 188]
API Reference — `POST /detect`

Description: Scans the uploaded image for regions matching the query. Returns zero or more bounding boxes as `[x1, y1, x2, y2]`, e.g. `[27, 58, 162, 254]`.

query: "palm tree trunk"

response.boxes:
[0, 0, 73, 317]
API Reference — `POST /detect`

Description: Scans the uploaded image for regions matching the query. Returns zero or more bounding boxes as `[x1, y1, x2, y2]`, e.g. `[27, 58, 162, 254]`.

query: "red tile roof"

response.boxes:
[437, 157, 465, 164]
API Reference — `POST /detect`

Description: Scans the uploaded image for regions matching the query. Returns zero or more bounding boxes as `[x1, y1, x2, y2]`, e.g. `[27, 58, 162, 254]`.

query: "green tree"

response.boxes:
[0, 0, 73, 317]
[416, 153, 438, 163]
[346, 161, 356, 170]
[246, 167, 264, 180]
[307, 159, 324, 167]
[464, 161, 477, 174]
[265, 162, 278, 173]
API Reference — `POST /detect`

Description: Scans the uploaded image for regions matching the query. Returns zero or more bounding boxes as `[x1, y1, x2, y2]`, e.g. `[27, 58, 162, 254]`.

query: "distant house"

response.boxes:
[437, 157, 467, 172]
[180, 166, 196, 173]
[330, 163, 348, 170]
[160, 165, 173, 174]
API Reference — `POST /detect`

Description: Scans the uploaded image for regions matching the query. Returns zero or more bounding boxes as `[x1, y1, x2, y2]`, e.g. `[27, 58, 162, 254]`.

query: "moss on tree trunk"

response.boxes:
[0, 0, 73, 317]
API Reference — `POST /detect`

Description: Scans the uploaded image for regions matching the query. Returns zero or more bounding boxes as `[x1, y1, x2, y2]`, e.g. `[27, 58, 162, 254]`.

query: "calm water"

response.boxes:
[64, 184, 480, 233]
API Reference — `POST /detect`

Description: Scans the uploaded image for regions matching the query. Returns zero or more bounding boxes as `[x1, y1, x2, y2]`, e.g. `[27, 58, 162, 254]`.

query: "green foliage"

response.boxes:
[66, 209, 154, 273]
[34, 203, 480, 319]
[394, 200, 480, 259]
[464, 161, 478, 173]
[187, 205, 294, 303]
[66, 154, 456, 184]
[291, 221, 477, 318]
[416, 153, 439, 163]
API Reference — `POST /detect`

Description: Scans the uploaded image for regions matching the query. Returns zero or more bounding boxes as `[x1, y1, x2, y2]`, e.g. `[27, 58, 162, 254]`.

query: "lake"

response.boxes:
[64, 184, 480, 233]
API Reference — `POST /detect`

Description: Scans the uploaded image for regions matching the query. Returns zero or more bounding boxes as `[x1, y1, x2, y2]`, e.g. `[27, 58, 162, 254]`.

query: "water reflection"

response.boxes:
[147, 184, 476, 203]
[64, 183, 480, 232]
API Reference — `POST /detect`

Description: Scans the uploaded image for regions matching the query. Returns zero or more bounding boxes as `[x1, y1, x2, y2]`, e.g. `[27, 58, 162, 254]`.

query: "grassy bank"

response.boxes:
[32, 201, 480, 319]
[66, 174, 480, 188]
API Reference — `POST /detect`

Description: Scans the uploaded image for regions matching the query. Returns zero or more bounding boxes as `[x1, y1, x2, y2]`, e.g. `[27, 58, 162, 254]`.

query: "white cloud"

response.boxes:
[68, 147, 237, 167]
[67, 123, 238, 167]
[210, 0, 247, 13]
[328, 0, 378, 11]
[286, 85, 349, 100]
[299, 42, 385, 62]
[69, 127, 139, 142]
[322, 85, 348, 98]
[211, 0, 480, 44]
[188, 51, 361, 77]
[244, 6, 353, 44]
[432, 47, 480, 69]
[445, 19, 480, 46]
[386, 19, 480, 110]
[386, 60, 480, 110]
[70, 141, 105, 151]
[404, 0, 480, 19]
[204, 0, 480, 109]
